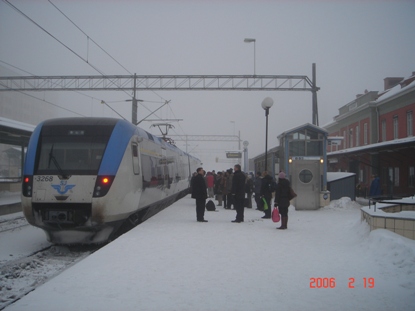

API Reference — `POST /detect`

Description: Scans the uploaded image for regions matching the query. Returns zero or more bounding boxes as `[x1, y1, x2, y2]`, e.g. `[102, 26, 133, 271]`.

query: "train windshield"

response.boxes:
[35, 125, 112, 176]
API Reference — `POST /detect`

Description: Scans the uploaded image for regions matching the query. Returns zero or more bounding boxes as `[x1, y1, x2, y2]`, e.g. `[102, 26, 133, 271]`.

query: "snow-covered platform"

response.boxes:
[0, 191, 21, 216]
[4, 196, 415, 311]
[361, 196, 415, 240]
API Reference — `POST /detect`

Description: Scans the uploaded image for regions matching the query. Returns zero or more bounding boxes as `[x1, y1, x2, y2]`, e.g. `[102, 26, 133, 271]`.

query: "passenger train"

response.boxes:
[22, 117, 200, 244]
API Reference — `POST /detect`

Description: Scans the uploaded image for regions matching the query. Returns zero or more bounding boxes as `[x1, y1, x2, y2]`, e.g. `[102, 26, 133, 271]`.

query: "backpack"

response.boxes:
[205, 200, 216, 211]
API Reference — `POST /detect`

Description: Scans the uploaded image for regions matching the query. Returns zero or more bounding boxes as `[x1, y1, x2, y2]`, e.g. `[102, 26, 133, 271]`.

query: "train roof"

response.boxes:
[41, 117, 119, 127]
[38, 117, 199, 160]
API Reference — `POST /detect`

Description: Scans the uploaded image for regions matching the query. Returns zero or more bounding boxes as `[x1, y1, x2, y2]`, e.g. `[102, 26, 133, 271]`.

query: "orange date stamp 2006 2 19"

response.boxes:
[310, 277, 375, 289]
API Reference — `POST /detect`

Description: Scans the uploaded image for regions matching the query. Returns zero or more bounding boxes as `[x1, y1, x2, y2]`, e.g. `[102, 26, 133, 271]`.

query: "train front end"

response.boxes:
[22, 118, 128, 244]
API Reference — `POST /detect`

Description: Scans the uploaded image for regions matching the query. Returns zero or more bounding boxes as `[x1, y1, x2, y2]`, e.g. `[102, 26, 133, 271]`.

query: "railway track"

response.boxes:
[0, 216, 29, 234]
[0, 214, 104, 310]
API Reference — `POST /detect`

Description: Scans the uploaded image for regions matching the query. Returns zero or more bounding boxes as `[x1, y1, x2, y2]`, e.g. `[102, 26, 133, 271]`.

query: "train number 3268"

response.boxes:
[35, 176, 53, 182]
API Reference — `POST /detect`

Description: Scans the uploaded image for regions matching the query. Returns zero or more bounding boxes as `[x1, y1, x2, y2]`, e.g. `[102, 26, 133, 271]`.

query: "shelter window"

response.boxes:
[299, 169, 313, 184]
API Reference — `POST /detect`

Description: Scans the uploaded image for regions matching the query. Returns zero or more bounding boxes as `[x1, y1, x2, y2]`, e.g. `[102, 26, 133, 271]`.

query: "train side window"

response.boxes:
[132, 143, 140, 175]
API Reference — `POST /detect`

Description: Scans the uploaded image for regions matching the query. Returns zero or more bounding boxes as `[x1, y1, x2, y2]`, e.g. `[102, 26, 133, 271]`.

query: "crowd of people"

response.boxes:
[190, 165, 293, 229]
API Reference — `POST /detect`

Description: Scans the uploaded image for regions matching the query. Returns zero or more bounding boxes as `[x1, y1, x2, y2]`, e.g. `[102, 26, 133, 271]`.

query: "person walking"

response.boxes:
[254, 171, 263, 210]
[274, 171, 291, 229]
[191, 167, 208, 222]
[260, 171, 274, 219]
[231, 164, 246, 223]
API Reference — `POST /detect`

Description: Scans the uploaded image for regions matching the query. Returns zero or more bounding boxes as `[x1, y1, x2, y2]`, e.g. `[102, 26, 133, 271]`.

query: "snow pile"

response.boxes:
[324, 196, 362, 210]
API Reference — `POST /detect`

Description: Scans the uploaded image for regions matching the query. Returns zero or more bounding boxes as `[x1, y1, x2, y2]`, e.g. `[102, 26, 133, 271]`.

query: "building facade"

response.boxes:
[324, 72, 415, 198]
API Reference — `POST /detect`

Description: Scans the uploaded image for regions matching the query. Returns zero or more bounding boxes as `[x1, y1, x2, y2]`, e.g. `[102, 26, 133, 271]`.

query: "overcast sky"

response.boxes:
[1, 0, 414, 171]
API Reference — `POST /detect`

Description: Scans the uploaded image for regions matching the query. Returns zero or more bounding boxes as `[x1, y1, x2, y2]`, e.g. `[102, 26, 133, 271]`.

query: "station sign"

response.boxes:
[291, 156, 321, 161]
[226, 152, 242, 159]
[327, 136, 344, 146]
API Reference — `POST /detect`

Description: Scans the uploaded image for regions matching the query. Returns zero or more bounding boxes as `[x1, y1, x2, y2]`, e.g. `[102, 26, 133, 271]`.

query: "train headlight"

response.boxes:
[22, 175, 33, 197]
[93, 176, 115, 198]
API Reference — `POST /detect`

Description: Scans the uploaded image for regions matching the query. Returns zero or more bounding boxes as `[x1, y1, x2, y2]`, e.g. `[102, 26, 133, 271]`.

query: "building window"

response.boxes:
[394, 167, 399, 187]
[393, 116, 399, 139]
[381, 120, 386, 141]
[349, 128, 353, 148]
[409, 167, 414, 188]
[343, 130, 346, 149]
[407, 111, 413, 137]
[364, 123, 368, 145]
[355, 125, 359, 147]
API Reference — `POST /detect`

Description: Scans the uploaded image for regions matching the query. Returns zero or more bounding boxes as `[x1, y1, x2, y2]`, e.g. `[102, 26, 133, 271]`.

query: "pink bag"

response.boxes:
[272, 207, 280, 223]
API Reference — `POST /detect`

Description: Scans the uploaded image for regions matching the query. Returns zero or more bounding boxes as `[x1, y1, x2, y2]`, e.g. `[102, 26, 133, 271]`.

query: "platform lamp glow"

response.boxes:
[261, 97, 274, 172]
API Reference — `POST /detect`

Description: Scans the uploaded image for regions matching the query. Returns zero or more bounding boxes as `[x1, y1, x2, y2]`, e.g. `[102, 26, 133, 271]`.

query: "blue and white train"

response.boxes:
[22, 117, 200, 244]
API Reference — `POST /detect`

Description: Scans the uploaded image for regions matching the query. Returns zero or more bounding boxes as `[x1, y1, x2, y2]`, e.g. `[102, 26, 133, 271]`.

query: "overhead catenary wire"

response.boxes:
[0, 59, 128, 118]
[47, 0, 169, 105]
[2, 0, 133, 104]
[1, 1, 158, 121]
[47, 0, 133, 76]
[2, 0, 192, 138]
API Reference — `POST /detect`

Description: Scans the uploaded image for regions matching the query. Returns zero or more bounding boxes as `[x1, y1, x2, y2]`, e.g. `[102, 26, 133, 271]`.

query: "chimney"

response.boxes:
[384, 77, 404, 90]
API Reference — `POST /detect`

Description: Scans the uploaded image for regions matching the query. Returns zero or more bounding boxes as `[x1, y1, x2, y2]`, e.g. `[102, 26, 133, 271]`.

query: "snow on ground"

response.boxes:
[3, 196, 415, 311]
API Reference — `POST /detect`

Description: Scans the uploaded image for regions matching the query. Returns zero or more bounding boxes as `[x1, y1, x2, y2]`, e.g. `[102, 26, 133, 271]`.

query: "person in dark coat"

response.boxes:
[274, 171, 291, 229]
[254, 171, 263, 210]
[231, 164, 246, 223]
[191, 167, 208, 222]
[260, 171, 274, 219]
[245, 174, 254, 208]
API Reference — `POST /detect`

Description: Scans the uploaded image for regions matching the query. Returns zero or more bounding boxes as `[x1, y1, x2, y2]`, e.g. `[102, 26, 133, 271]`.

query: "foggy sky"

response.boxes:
[1, 0, 414, 171]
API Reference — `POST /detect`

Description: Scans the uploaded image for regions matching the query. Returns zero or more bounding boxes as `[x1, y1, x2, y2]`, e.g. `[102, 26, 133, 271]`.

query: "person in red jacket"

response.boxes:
[206, 171, 215, 198]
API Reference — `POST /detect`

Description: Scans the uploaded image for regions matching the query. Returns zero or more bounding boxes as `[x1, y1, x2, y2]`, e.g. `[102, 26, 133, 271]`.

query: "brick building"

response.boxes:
[324, 72, 415, 198]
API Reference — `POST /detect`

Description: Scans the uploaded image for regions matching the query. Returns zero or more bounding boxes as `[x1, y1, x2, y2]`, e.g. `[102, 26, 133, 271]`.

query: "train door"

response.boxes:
[161, 147, 169, 189]
[290, 160, 320, 210]
[132, 142, 141, 175]
[131, 141, 143, 192]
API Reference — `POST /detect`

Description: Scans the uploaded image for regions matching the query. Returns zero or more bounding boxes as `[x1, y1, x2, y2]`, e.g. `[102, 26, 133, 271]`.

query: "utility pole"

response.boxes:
[132, 73, 137, 125]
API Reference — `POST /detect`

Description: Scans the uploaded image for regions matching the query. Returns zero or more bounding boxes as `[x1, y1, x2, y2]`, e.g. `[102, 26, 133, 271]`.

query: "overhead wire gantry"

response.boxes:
[0, 64, 320, 125]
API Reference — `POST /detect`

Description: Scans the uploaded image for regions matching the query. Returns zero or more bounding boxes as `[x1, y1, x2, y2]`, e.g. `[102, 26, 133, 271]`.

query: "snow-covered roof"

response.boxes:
[0, 117, 36, 132]
[375, 79, 415, 104]
[327, 172, 355, 182]
[328, 136, 415, 156]
[277, 122, 328, 139]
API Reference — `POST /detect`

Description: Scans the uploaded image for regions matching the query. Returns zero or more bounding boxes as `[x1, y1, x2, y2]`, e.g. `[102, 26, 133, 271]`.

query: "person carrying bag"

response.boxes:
[274, 171, 292, 230]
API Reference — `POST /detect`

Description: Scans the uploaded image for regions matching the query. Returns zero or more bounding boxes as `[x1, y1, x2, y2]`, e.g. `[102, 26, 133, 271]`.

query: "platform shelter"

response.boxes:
[278, 123, 329, 210]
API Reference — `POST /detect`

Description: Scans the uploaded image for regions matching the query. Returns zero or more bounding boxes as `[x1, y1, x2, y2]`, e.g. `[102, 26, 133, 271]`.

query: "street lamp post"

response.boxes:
[244, 38, 256, 75]
[261, 97, 274, 172]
